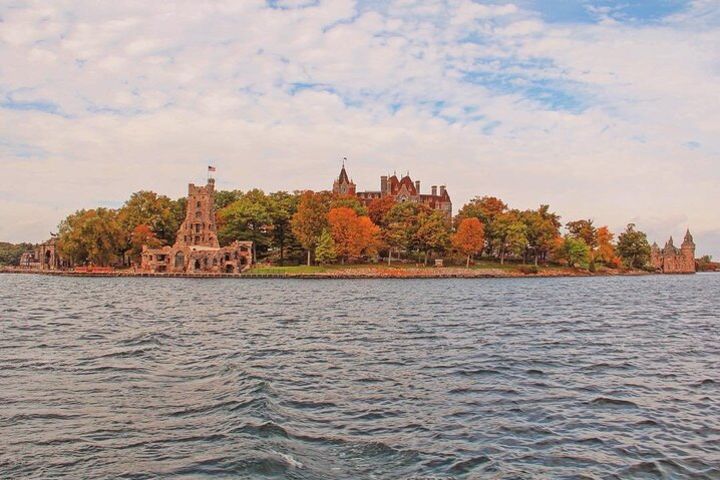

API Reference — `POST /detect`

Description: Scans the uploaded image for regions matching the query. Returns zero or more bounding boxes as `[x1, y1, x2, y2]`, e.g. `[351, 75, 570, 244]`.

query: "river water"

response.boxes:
[1, 274, 719, 479]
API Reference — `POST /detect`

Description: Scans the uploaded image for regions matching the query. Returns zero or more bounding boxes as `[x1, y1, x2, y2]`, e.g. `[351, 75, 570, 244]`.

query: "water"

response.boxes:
[1, 274, 719, 479]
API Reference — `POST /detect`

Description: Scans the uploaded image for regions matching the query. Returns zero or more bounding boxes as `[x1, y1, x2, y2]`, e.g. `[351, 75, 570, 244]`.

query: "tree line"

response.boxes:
[23, 187, 656, 270]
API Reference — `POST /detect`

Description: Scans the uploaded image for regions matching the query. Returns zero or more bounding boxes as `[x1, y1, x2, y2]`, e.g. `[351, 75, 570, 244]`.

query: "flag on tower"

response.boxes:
[208, 165, 216, 172]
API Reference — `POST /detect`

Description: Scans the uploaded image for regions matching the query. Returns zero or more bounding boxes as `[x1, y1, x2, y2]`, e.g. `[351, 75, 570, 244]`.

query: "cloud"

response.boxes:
[0, 0, 719, 257]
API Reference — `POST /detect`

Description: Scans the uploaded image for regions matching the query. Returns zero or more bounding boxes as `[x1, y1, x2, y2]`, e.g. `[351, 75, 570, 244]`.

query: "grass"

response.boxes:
[244, 260, 566, 275]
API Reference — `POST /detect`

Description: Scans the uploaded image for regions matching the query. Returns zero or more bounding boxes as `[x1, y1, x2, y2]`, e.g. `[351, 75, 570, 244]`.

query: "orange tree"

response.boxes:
[327, 207, 380, 263]
[290, 191, 331, 265]
[452, 217, 485, 267]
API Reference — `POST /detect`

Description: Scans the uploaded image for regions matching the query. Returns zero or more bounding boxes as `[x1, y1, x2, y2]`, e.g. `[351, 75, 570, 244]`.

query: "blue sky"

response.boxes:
[0, 0, 719, 256]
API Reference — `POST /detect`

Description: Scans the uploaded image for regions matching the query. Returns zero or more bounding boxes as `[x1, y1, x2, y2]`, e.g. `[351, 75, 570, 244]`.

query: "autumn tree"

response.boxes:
[129, 224, 162, 263]
[368, 196, 396, 228]
[291, 191, 331, 265]
[565, 219, 598, 249]
[117, 191, 179, 248]
[330, 195, 368, 216]
[452, 217, 485, 267]
[57, 208, 123, 266]
[616, 223, 651, 269]
[455, 196, 507, 255]
[327, 207, 380, 263]
[596, 226, 620, 267]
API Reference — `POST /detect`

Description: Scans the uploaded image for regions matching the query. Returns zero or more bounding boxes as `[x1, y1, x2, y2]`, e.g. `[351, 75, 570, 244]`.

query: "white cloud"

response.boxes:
[0, 0, 719, 257]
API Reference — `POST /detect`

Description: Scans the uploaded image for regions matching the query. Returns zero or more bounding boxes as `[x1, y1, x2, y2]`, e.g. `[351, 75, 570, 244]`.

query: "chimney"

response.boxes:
[415, 180, 420, 193]
[381, 176, 388, 194]
[439, 185, 446, 197]
[431, 185, 437, 196]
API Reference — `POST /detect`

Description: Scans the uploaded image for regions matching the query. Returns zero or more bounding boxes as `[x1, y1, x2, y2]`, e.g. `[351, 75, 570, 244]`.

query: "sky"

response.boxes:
[1, 0, 719, 257]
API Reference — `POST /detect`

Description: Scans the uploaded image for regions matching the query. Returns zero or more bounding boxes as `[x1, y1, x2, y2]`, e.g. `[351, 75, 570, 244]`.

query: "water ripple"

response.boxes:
[1, 273, 720, 478]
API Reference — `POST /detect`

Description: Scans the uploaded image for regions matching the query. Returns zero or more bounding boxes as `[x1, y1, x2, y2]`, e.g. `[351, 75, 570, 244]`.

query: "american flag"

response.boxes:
[208, 165, 216, 172]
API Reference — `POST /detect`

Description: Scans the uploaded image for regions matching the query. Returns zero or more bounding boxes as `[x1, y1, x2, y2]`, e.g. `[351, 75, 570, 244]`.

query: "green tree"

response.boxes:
[214, 189, 243, 211]
[217, 189, 271, 263]
[415, 210, 450, 265]
[616, 223, 651, 269]
[384, 202, 428, 263]
[565, 219, 598, 248]
[555, 236, 591, 268]
[493, 210, 528, 264]
[267, 191, 299, 265]
[0, 242, 33, 266]
[521, 206, 561, 265]
[314, 229, 337, 264]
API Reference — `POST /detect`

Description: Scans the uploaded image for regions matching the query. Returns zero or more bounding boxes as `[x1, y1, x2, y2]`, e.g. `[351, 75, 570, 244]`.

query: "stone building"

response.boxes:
[651, 230, 696, 273]
[141, 178, 252, 273]
[332, 165, 452, 218]
[19, 236, 70, 270]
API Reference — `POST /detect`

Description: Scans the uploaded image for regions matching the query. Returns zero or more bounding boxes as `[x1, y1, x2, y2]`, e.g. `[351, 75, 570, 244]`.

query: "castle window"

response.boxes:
[196, 201, 201, 208]
[195, 211, 201, 219]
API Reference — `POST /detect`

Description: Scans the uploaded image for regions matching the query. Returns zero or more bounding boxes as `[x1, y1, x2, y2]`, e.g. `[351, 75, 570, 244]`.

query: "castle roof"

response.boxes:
[683, 229, 695, 246]
[338, 166, 350, 184]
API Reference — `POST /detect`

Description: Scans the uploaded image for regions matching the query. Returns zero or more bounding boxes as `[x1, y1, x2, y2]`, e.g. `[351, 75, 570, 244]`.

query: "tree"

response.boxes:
[416, 210, 451, 265]
[0, 242, 33, 266]
[117, 191, 179, 248]
[554, 236, 590, 269]
[314, 229, 337, 264]
[452, 217, 485, 267]
[565, 219, 598, 248]
[368, 196, 396, 228]
[493, 210, 527, 264]
[330, 195, 368, 216]
[596, 226, 620, 267]
[291, 191, 331, 265]
[327, 207, 379, 263]
[57, 208, 123, 266]
[217, 189, 272, 263]
[214, 189, 243, 211]
[267, 191, 298, 265]
[129, 224, 162, 263]
[384, 202, 428, 263]
[521, 206, 561, 265]
[455, 196, 507, 256]
[616, 223, 651, 269]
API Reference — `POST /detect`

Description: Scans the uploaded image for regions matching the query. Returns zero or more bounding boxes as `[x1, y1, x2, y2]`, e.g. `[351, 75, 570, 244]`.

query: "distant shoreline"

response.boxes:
[0, 266, 667, 280]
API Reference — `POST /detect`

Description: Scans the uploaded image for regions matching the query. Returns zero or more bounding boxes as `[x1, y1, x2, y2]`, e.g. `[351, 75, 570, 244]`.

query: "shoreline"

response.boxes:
[0, 266, 661, 279]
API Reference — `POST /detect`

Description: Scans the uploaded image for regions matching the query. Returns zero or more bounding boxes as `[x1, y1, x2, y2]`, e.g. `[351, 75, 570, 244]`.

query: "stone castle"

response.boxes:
[650, 230, 696, 273]
[332, 165, 452, 218]
[141, 178, 252, 273]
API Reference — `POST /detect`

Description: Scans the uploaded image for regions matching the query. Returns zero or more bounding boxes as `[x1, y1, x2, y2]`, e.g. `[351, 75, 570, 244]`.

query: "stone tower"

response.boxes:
[650, 229, 696, 273]
[175, 179, 220, 248]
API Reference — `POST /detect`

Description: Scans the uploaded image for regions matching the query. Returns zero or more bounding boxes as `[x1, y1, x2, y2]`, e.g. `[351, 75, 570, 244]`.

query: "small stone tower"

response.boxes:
[651, 229, 696, 273]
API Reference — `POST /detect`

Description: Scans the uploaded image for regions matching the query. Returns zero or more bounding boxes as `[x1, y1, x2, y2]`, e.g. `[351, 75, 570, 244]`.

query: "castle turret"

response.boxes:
[332, 164, 356, 196]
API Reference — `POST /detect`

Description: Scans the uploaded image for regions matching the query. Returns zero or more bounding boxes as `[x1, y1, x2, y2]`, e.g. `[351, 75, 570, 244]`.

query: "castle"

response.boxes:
[141, 178, 252, 273]
[650, 230, 696, 273]
[332, 165, 452, 218]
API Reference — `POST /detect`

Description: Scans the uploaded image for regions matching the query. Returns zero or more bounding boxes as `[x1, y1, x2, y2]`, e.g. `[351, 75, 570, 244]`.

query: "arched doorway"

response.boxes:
[225, 264, 234, 273]
[175, 252, 185, 269]
[194, 259, 201, 270]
